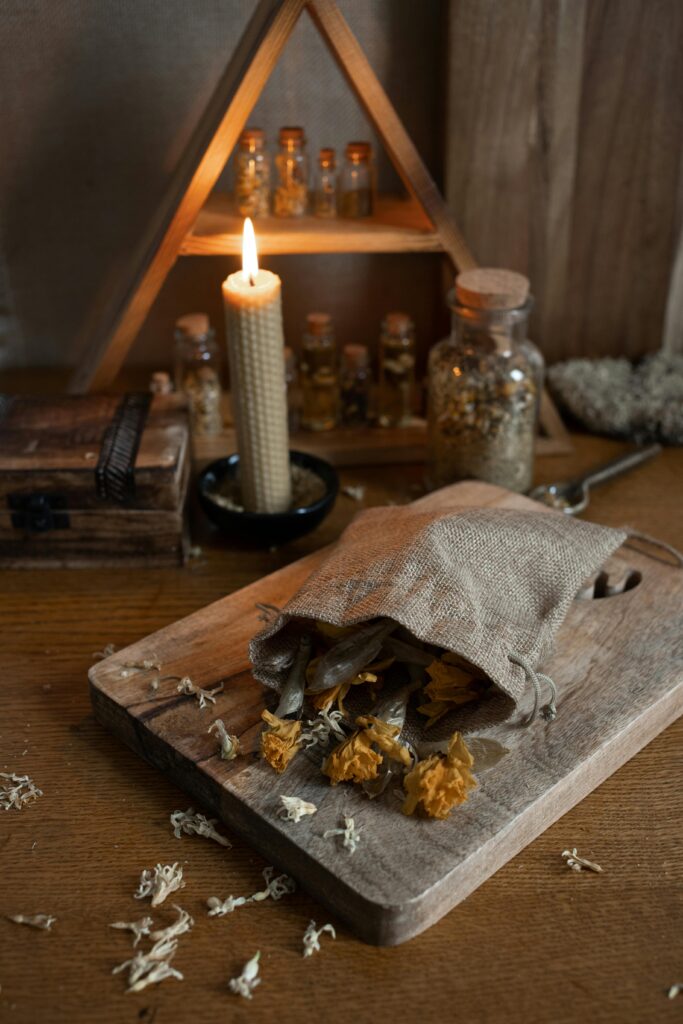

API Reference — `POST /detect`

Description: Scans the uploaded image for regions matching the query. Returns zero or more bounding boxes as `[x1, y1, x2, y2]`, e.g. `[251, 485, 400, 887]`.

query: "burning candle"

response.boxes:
[222, 219, 292, 513]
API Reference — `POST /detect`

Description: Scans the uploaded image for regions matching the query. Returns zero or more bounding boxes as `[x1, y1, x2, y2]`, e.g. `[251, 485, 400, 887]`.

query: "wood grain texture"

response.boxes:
[181, 195, 445, 255]
[446, 0, 683, 362]
[1, 423, 682, 1024]
[89, 481, 683, 945]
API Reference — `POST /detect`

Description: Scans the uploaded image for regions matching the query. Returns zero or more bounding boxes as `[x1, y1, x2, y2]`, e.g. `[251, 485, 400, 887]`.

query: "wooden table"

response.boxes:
[1, 432, 681, 1024]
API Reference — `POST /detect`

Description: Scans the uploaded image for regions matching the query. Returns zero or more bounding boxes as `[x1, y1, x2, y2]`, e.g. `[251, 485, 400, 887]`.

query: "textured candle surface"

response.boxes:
[223, 269, 292, 513]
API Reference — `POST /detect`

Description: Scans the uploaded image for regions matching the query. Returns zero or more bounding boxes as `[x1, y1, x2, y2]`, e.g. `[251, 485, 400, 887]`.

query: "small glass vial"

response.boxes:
[339, 141, 374, 218]
[149, 371, 173, 395]
[313, 147, 338, 219]
[340, 344, 371, 427]
[300, 312, 339, 431]
[284, 345, 300, 434]
[427, 269, 542, 493]
[274, 126, 309, 217]
[378, 312, 416, 427]
[174, 313, 223, 436]
[233, 127, 271, 218]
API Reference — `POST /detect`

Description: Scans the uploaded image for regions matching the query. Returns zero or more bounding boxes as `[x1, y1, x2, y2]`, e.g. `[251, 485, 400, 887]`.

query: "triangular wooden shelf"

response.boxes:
[68, 0, 570, 454]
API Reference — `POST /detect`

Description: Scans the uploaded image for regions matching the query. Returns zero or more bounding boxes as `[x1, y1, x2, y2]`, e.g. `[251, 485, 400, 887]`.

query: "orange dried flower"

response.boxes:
[307, 671, 378, 715]
[260, 710, 302, 774]
[402, 732, 476, 820]
[355, 715, 411, 768]
[322, 729, 381, 785]
[417, 658, 481, 727]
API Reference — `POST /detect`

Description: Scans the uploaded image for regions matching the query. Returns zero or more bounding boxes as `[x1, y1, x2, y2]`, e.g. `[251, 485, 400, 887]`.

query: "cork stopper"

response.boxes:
[318, 147, 336, 168]
[176, 313, 210, 338]
[239, 127, 265, 149]
[455, 268, 530, 310]
[384, 311, 413, 335]
[279, 126, 305, 146]
[345, 141, 372, 162]
[306, 312, 333, 337]
[149, 371, 172, 395]
[342, 343, 369, 368]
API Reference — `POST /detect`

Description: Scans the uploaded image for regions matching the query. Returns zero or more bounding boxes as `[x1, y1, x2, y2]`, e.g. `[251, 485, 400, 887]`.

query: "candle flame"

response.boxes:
[242, 217, 259, 284]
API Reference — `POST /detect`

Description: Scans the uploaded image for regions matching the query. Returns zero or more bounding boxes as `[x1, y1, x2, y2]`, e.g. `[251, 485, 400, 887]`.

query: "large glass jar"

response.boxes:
[339, 141, 374, 218]
[427, 269, 542, 493]
[377, 311, 416, 427]
[274, 126, 309, 217]
[233, 127, 271, 218]
[174, 313, 223, 436]
[300, 312, 339, 431]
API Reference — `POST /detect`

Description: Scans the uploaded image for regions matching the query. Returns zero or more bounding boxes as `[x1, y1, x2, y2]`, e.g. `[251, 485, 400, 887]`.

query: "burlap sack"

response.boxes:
[250, 486, 629, 731]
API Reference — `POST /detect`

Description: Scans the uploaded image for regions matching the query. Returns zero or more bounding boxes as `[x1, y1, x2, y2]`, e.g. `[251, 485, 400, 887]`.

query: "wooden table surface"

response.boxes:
[1, 430, 681, 1024]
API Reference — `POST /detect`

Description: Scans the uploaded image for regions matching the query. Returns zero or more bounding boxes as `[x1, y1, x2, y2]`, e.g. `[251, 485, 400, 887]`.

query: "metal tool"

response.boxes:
[530, 444, 662, 515]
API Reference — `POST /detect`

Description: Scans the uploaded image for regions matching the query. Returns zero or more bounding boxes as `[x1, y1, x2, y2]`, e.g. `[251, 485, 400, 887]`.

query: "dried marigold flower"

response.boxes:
[260, 711, 302, 773]
[355, 715, 411, 768]
[417, 658, 481, 726]
[308, 671, 379, 715]
[322, 729, 382, 785]
[402, 732, 476, 820]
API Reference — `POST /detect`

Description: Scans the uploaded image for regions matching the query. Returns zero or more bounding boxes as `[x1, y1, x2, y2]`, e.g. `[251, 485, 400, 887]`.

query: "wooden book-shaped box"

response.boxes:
[0, 393, 190, 567]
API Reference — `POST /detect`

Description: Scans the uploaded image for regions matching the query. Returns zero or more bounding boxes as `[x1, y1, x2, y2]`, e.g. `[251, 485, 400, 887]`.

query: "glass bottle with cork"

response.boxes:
[340, 344, 371, 427]
[174, 313, 223, 437]
[339, 141, 374, 218]
[274, 126, 309, 217]
[377, 312, 416, 427]
[313, 147, 338, 218]
[300, 312, 339, 431]
[233, 127, 271, 218]
[426, 269, 542, 493]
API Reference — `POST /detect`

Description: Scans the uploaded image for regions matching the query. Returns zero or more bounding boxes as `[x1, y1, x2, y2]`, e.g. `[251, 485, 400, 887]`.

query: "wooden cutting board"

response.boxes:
[89, 482, 683, 946]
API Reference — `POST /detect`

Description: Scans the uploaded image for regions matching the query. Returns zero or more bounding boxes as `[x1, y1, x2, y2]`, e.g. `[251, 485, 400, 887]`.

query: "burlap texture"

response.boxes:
[250, 486, 628, 729]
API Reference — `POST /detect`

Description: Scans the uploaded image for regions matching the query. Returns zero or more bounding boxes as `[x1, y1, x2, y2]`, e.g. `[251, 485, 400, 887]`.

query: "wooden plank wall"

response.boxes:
[445, 0, 683, 362]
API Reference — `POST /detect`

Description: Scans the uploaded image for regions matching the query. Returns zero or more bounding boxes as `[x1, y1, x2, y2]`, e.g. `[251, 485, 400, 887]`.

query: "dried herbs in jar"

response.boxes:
[427, 269, 542, 493]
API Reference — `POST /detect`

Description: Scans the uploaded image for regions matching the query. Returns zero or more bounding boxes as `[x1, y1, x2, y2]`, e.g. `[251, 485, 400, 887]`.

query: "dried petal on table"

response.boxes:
[208, 719, 241, 761]
[261, 711, 303, 773]
[7, 913, 56, 931]
[228, 951, 261, 999]
[110, 916, 154, 947]
[561, 848, 603, 874]
[0, 773, 42, 811]
[279, 796, 318, 822]
[208, 866, 296, 917]
[134, 863, 185, 907]
[302, 920, 336, 957]
[170, 807, 231, 846]
[323, 815, 362, 854]
[402, 732, 477, 820]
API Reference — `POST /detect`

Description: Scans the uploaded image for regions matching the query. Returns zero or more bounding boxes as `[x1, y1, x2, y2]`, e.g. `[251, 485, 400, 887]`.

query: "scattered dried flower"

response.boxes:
[92, 643, 118, 660]
[561, 848, 603, 874]
[110, 916, 154, 947]
[261, 711, 302, 773]
[0, 772, 43, 811]
[119, 657, 161, 679]
[112, 905, 192, 993]
[402, 731, 476, 820]
[207, 866, 296, 917]
[302, 920, 336, 957]
[170, 807, 231, 846]
[228, 951, 261, 999]
[134, 863, 185, 906]
[299, 708, 346, 749]
[323, 816, 362, 854]
[7, 913, 56, 931]
[668, 984, 683, 1000]
[177, 677, 224, 709]
[342, 484, 365, 502]
[208, 719, 240, 761]
[279, 796, 318, 822]
[356, 715, 411, 768]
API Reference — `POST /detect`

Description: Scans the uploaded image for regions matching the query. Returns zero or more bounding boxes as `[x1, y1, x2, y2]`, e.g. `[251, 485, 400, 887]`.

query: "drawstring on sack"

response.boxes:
[509, 652, 558, 725]
[624, 530, 683, 567]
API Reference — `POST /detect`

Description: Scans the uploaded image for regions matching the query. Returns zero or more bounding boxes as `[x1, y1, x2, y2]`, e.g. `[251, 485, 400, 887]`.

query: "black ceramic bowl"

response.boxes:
[198, 450, 339, 546]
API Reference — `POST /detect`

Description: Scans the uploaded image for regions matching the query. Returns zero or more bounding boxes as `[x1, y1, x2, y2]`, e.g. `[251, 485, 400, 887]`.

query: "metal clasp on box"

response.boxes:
[8, 492, 70, 533]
